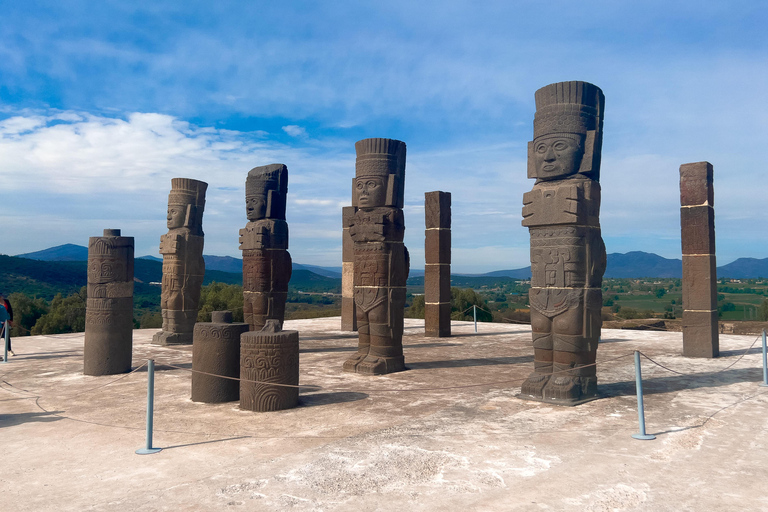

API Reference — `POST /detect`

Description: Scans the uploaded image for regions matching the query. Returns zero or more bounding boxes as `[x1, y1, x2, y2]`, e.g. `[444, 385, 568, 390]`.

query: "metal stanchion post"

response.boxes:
[136, 359, 162, 455]
[632, 350, 655, 440]
[473, 305, 477, 333]
[760, 329, 768, 388]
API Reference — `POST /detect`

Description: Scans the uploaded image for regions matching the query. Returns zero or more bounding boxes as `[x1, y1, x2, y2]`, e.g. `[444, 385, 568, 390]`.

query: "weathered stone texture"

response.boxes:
[341, 206, 357, 331]
[191, 311, 250, 403]
[84, 229, 134, 376]
[240, 320, 300, 411]
[153, 178, 207, 346]
[343, 138, 409, 374]
[424, 191, 451, 337]
[519, 81, 606, 405]
[680, 161, 718, 358]
[239, 164, 292, 332]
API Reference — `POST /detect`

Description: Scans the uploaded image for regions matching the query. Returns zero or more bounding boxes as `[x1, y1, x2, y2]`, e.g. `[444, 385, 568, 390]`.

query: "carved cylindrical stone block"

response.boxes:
[680, 161, 718, 358]
[425, 191, 451, 337]
[84, 229, 134, 376]
[240, 323, 300, 412]
[191, 311, 250, 403]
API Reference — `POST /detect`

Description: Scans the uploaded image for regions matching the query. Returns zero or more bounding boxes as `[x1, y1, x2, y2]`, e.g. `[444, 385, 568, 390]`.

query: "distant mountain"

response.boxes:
[13, 245, 768, 280]
[15, 244, 89, 261]
[605, 251, 682, 278]
[717, 257, 768, 279]
[203, 255, 242, 274]
[472, 252, 685, 280]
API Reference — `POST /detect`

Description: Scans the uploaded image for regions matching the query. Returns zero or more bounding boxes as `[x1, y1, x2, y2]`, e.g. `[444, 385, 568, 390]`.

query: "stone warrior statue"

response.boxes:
[520, 81, 606, 404]
[343, 138, 409, 375]
[153, 178, 207, 345]
[239, 164, 292, 331]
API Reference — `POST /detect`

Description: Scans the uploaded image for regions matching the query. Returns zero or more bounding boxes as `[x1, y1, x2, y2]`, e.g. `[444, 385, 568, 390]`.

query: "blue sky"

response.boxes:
[1, 1, 766, 272]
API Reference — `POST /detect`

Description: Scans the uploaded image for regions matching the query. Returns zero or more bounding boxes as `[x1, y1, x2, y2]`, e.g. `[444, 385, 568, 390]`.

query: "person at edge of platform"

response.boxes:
[0, 292, 15, 357]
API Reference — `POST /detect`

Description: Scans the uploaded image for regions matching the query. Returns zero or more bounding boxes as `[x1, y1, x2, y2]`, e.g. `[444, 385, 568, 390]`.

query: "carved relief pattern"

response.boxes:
[239, 165, 292, 332]
[84, 230, 134, 376]
[153, 178, 207, 346]
[520, 81, 606, 404]
[344, 138, 409, 375]
[239, 330, 300, 412]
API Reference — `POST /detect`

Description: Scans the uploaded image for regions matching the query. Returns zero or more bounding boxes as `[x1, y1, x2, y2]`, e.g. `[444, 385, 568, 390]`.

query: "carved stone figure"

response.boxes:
[680, 161, 719, 357]
[191, 310, 250, 403]
[239, 164, 292, 331]
[153, 178, 207, 346]
[519, 81, 606, 405]
[84, 229, 134, 376]
[240, 320, 300, 412]
[424, 191, 451, 337]
[341, 206, 357, 331]
[343, 138, 410, 375]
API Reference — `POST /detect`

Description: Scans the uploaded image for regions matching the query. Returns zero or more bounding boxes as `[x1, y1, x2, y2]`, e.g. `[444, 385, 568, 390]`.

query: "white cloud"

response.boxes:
[282, 125, 307, 138]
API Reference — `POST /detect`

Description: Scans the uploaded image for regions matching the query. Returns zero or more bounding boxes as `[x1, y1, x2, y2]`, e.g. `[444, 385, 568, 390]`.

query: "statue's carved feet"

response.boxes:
[342, 351, 368, 372]
[542, 375, 597, 403]
[356, 355, 405, 375]
[520, 372, 550, 399]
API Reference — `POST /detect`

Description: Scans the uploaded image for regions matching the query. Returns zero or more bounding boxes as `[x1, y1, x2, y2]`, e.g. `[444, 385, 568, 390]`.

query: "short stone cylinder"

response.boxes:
[240, 328, 300, 412]
[191, 311, 250, 403]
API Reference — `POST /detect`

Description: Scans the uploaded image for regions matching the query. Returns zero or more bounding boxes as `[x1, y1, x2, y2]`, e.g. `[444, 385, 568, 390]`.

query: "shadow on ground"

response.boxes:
[600, 367, 763, 398]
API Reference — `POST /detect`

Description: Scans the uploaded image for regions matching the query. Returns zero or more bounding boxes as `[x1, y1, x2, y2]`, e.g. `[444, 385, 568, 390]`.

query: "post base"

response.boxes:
[135, 447, 162, 455]
[631, 433, 656, 440]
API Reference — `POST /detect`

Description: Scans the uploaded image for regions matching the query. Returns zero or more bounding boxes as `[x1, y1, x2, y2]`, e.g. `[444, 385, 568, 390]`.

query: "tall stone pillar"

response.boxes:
[153, 178, 207, 346]
[84, 229, 134, 376]
[239, 164, 292, 331]
[424, 191, 451, 337]
[343, 138, 410, 375]
[519, 81, 606, 405]
[680, 161, 719, 358]
[341, 206, 357, 331]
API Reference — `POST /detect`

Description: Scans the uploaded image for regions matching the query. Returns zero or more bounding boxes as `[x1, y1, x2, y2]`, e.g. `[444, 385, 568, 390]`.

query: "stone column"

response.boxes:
[341, 206, 357, 331]
[191, 310, 250, 403]
[680, 161, 719, 358]
[153, 178, 207, 346]
[424, 191, 451, 337]
[84, 229, 134, 376]
[343, 138, 410, 375]
[240, 164, 292, 331]
[240, 320, 300, 412]
[519, 81, 606, 405]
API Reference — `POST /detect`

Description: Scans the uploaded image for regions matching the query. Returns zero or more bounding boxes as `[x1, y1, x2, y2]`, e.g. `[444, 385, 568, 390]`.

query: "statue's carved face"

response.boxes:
[167, 205, 185, 229]
[246, 194, 267, 221]
[533, 134, 584, 180]
[355, 176, 386, 208]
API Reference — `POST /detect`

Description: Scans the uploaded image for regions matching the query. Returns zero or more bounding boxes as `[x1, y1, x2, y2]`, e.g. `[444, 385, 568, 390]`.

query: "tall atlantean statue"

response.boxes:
[153, 178, 208, 346]
[519, 81, 606, 405]
[84, 229, 134, 375]
[239, 164, 292, 331]
[343, 138, 409, 375]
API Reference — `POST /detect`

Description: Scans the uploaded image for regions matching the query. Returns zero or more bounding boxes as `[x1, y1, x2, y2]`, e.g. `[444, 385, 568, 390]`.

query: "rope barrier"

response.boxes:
[639, 334, 762, 377]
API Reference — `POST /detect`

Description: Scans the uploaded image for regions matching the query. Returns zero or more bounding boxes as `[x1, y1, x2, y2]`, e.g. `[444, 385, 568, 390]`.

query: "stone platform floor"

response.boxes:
[1, 318, 767, 511]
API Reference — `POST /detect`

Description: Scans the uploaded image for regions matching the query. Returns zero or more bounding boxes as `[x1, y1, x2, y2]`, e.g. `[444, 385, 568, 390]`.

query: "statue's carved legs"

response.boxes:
[346, 292, 405, 375]
[541, 333, 598, 402]
[520, 311, 553, 398]
[343, 315, 370, 372]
